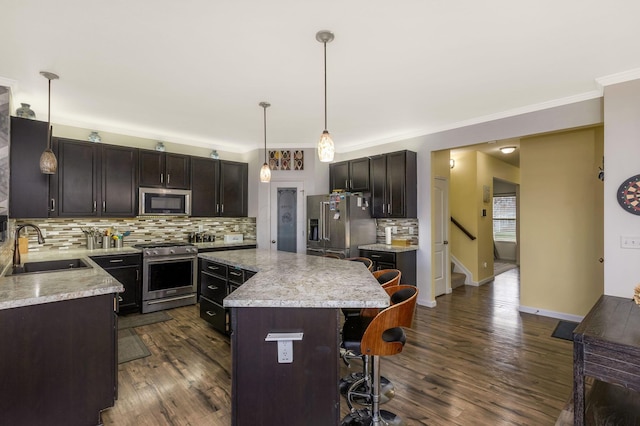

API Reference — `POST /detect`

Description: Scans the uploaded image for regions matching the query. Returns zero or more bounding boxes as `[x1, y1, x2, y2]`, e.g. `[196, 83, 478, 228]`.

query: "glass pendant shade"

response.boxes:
[260, 162, 271, 183]
[39, 148, 58, 174]
[317, 130, 334, 162]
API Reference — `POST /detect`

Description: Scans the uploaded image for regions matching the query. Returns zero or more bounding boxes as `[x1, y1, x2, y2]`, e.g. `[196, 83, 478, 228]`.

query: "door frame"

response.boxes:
[433, 176, 450, 296]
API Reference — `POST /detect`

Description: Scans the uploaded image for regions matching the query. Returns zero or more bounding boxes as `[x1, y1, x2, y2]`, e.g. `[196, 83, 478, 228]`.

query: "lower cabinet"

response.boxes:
[91, 253, 142, 314]
[199, 258, 256, 335]
[0, 293, 117, 425]
[359, 249, 417, 286]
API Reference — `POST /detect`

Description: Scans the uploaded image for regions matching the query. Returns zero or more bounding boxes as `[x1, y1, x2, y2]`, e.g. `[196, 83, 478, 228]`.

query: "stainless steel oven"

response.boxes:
[136, 242, 198, 313]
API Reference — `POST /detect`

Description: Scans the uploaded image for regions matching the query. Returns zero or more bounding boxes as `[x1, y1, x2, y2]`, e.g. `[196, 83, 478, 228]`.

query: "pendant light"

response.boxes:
[316, 30, 335, 162]
[259, 101, 271, 183]
[39, 71, 59, 174]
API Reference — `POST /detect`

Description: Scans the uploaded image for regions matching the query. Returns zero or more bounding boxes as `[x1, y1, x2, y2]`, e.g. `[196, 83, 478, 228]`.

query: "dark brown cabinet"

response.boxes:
[139, 150, 190, 189]
[91, 253, 142, 314]
[0, 293, 117, 425]
[329, 157, 370, 192]
[191, 156, 220, 217]
[219, 160, 248, 217]
[50, 138, 138, 217]
[369, 150, 416, 218]
[9, 117, 50, 218]
[359, 248, 417, 286]
[191, 158, 248, 217]
[199, 258, 255, 335]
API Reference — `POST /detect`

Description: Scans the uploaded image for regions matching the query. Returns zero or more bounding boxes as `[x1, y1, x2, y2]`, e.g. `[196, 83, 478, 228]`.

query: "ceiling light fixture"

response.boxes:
[316, 30, 335, 162]
[500, 146, 516, 154]
[39, 71, 59, 174]
[259, 101, 271, 183]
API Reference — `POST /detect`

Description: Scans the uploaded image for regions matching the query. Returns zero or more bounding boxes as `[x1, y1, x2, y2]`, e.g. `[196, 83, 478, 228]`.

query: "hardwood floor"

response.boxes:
[102, 268, 573, 425]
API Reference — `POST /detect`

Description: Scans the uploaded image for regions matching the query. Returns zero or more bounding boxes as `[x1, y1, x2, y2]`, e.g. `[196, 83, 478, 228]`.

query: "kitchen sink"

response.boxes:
[7, 258, 92, 276]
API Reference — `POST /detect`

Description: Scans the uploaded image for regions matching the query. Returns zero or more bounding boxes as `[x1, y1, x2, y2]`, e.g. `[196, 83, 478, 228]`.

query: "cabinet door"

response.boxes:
[165, 153, 190, 189]
[369, 155, 387, 218]
[219, 160, 248, 217]
[349, 158, 370, 192]
[9, 117, 50, 218]
[386, 151, 407, 218]
[329, 161, 349, 192]
[106, 265, 141, 314]
[139, 150, 164, 187]
[102, 145, 138, 217]
[55, 139, 100, 217]
[191, 157, 219, 216]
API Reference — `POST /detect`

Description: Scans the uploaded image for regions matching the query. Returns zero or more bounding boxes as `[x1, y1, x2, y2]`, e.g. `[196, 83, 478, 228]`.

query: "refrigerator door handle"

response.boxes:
[322, 201, 330, 241]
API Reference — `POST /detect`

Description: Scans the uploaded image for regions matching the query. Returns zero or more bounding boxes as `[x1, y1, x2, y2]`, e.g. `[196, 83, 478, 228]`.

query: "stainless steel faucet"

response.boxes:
[13, 224, 46, 267]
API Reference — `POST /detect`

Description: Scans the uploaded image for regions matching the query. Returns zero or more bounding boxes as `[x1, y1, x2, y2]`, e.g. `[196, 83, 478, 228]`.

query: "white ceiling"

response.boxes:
[2, 1, 640, 155]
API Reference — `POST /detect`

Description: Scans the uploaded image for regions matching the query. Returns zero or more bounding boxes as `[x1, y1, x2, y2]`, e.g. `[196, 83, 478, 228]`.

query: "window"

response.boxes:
[493, 195, 516, 242]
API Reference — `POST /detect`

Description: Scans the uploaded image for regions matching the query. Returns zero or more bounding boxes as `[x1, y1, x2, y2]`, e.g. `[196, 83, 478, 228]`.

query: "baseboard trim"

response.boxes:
[519, 305, 584, 323]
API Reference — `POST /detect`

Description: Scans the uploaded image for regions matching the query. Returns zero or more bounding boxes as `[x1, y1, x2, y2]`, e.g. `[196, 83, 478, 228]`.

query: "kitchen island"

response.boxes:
[0, 249, 125, 426]
[200, 249, 388, 426]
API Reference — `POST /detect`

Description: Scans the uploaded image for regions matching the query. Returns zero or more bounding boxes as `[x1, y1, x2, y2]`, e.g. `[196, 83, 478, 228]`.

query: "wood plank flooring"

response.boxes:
[102, 268, 573, 425]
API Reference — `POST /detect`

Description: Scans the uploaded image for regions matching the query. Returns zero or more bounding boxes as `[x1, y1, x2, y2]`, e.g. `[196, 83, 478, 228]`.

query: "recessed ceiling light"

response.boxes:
[500, 146, 516, 154]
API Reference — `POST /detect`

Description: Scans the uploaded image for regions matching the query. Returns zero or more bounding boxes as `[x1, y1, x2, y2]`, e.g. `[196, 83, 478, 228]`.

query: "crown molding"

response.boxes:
[596, 67, 640, 89]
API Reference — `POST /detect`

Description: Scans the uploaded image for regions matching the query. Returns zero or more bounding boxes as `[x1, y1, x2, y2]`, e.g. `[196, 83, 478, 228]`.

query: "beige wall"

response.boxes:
[520, 127, 604, 316]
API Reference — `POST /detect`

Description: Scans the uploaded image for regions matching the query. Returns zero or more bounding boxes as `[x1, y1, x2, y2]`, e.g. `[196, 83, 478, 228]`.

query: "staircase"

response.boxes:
[451, 262, 466, 289]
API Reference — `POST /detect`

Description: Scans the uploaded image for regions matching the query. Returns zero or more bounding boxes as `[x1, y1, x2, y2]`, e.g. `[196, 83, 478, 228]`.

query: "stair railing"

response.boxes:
[451, 217, 476, 240]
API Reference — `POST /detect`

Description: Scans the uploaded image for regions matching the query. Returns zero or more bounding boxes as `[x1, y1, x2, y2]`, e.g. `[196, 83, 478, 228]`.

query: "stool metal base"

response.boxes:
[341, 409, 406, 426]
[340, 373, 395, 405]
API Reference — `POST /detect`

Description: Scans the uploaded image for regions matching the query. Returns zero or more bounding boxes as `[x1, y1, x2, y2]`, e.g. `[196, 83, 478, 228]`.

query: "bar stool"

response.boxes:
[341, 285, 418, 425]
[345, 256, 374, 271]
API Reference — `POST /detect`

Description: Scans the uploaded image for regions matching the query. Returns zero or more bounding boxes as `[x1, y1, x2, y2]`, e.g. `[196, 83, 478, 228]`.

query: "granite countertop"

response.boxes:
[199, 249, 389, 309]
[358, 243, 419, 253]
[194, 240, 257, 250]
[0, 248, 133, 311]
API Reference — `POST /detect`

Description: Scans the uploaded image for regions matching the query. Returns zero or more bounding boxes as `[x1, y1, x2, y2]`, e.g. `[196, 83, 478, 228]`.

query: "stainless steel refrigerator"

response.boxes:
[306, 194, 377, 258]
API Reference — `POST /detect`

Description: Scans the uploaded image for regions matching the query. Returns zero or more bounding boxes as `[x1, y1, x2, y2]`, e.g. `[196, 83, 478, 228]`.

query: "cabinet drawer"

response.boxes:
[244, 270, 257, 280]
[361, 250, 395, 264]
[200, 297, 227, 332]
[91, 254, 141, 268]
[228, 267, 244, 284]
[201, 272, 227, 304]
[201, 260, 228, 278]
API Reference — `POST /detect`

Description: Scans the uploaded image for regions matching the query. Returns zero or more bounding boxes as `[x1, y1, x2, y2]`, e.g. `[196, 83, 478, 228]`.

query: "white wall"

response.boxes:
[603, 80, 640, 297]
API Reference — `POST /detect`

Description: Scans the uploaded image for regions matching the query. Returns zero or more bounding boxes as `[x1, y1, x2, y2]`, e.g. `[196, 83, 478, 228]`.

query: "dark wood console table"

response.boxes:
[573, 295, 640, 425]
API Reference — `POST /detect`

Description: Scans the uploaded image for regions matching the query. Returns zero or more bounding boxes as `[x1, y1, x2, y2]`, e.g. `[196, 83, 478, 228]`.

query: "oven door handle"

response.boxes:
[146, 294, 195, 305]
[143, 255, 197, 265]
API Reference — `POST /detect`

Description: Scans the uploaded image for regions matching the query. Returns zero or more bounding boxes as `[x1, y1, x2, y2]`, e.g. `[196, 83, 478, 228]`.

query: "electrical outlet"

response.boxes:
[409, 227, 414, 235]
[392, 226, 397, 234]
[278, 340, 293, 363]
[234, 225, 240, 232]
[198, 224, 204, 232]
[621, 236, 640, 249]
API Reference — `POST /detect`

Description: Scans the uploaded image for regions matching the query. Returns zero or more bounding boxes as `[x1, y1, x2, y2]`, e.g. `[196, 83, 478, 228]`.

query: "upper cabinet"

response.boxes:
[329, 158, 370, 192]
[50, 139, 138, 217]
[369, 150, 416, 218]
[139, 150, 190, 189]
[191, 156, 220, 217]
[191, 158, 248, 217]
[9, 117, 50, 218]
[219, 160, 248, 217]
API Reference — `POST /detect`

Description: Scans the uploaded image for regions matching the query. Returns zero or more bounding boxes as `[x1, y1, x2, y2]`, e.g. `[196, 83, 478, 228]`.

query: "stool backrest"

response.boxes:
[345, 257, 374, 271]
[361, 285, 418, 357]
[373, 269, 401, 288]
[323, 253, 342, 259]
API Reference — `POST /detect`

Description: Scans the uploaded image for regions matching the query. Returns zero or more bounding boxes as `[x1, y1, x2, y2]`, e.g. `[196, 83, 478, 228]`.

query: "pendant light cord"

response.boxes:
[263, 105, 267, 163]
[323, 41, 328, 131]
[47, 77, 52, 150]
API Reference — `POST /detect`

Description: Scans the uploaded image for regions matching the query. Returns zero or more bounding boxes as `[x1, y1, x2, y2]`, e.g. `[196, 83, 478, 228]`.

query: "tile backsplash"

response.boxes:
[375, 218, 419, 245]
[14, 217, 256, 252]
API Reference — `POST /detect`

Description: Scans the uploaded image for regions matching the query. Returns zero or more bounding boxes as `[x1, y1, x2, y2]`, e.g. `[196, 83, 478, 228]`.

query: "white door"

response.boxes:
[434, 177, 450, 296]
[270, 181, 305, 253]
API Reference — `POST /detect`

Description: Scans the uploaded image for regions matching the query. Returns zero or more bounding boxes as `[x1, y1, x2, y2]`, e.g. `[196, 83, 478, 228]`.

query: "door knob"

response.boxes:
[599, 258, 604, 263]
[271, 240, 276, 244]
[444, 240, 449, 245]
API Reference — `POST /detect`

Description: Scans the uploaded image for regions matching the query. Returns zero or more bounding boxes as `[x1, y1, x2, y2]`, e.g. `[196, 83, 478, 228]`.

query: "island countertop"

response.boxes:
[199, 249, 389, 309]
[0, 248, 130, 311]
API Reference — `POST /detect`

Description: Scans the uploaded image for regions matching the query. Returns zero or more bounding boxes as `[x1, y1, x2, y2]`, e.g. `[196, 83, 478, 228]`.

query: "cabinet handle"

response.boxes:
[388, 204, 391, 215]
[221, 204, 224, 213]
[136, 270, 139, 281]
[167, 174, 171, 184]
[207, 285, 219, 290]
[350, 179, 353, 189]
[382, 204, 385, 213]
[206, 310, 217, 317]
[230, 271, 242, 276]
[102, 201, 106, 212]
[216, 204, 220, 213]
[50, 198, 56, 212]
[118, 296, 123, 302]
[345, 180, 348, 189]
[93, 201, 97, 212]
[109, 259, 124, 263]
[160, 174, 164, 184]
[207, 266, 219, 271]
[370, 254, 381, 259]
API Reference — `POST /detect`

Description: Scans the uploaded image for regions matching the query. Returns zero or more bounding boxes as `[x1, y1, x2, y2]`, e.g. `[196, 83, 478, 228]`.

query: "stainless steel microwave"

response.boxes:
[139, 188, 191, 216]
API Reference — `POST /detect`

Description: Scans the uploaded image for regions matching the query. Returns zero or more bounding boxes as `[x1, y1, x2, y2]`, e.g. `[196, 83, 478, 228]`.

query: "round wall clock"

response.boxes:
[617, 174, 640, 215]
